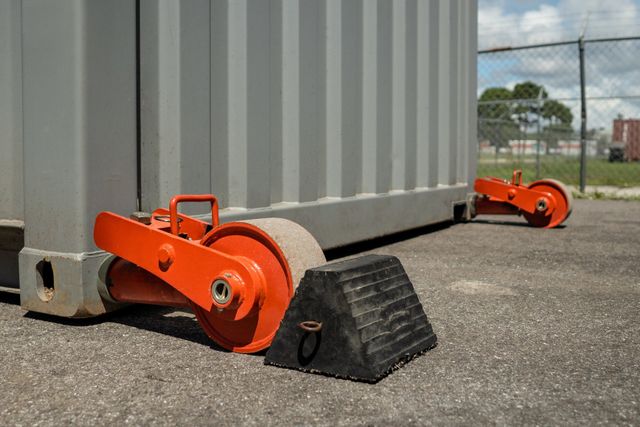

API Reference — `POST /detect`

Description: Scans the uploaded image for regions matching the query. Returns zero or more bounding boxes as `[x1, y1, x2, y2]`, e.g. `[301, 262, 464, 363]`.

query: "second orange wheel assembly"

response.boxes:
[473, 170, 573, 228]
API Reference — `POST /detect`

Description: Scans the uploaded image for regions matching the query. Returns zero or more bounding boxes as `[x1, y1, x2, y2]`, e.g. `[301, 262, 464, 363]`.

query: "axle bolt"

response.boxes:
[535, 198, 548, 212]
[157, 243, 175, 270]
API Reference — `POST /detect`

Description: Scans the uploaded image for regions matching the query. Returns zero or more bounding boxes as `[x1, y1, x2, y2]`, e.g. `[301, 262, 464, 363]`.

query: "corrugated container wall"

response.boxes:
[0, 0, 477, 317]
[0, 0, 23, 287]
[140, 0, 477, 249]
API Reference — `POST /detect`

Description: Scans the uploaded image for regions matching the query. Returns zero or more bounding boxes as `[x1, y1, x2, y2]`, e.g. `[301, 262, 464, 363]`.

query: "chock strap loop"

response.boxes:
[298, 320, 322, 333]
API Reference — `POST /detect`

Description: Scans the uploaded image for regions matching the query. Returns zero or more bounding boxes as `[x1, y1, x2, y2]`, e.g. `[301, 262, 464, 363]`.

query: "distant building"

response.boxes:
[556, 140, 597, 157]
[508, 140, 546, 155]
[478, 140, 495, 154]
[612, 119, 640, 161]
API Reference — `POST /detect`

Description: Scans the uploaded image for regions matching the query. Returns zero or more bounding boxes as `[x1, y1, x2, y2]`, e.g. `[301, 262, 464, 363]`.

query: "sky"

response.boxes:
[478, 0, 640, 131]
[479, 0, 640, 50]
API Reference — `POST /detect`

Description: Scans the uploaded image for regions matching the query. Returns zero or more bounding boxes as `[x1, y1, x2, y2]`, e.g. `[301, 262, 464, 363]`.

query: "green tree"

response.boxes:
[541, 99, 573, 125]
[512, 81, 548, 100]
[478, 81, 574, 151]
[512, 81, 548, 128]
[540, 99, 574, 151]
[478, 87, 519, 148]
[478, 87, 512, 119]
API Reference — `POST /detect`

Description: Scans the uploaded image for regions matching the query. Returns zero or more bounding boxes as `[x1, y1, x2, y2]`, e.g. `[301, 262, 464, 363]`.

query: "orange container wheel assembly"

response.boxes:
[472, 170, 573, 228]
[94, 194, 441, 382]
[94, 194, 325, 353]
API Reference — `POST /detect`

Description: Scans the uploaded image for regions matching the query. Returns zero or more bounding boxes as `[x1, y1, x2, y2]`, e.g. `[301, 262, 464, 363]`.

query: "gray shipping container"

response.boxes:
[0, 0, 477, 317]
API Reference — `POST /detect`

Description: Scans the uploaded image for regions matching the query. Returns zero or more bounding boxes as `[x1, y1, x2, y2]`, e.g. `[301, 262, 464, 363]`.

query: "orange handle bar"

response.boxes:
[169, 194, 219, 235]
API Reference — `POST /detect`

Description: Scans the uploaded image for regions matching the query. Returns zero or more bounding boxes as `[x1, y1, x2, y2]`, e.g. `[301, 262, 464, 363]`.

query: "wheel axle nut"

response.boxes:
[535, 198, 548, 212]
[211, 279, 232, 305]
[211, 271, 246, 309]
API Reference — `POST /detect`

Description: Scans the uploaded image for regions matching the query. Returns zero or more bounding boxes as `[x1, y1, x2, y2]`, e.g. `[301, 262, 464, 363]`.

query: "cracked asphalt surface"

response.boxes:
[1, 199, 639, 425]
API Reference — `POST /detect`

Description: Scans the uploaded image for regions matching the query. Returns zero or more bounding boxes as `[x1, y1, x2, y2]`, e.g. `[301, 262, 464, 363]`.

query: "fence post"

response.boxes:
[536, 89, 542, 179]
[578, 37, 587, 192]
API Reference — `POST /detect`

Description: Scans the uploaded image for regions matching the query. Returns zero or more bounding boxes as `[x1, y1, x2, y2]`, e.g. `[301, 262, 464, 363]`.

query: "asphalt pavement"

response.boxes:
[1, 199, 639, 426]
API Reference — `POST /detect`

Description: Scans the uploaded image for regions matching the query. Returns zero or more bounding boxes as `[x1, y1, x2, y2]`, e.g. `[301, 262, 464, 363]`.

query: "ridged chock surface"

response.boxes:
[265, 254, 437, 382]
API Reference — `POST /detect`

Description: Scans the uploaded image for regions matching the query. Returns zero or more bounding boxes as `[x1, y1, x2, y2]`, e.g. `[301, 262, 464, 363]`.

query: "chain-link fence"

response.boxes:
[478, 37, 640, 192]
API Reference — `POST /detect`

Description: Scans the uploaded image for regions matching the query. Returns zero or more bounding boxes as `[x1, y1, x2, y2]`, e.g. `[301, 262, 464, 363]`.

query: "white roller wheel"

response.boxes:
[240, 218, 326, 289]
[541, 178, 573, 219]
[524, 178, 574, 228]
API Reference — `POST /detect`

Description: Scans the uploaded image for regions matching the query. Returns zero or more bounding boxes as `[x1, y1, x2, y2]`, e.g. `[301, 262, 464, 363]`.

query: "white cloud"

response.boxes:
[479, 0, 640, 50]
[520, 5, 564, 43]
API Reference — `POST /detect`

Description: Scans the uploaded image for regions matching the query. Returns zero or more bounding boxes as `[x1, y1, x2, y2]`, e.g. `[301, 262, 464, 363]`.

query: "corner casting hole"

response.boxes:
[35, 260, 55, 302]
[453, 202, 467, 222]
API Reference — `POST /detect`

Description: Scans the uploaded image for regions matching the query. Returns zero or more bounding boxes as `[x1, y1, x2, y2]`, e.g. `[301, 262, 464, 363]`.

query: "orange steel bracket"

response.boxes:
[94, 195, 262, 314]
[94, 193, 318, 353]
[168, 194, 219, 235]
[107, 259, 190, 308]
[474, 170, 556, 217]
